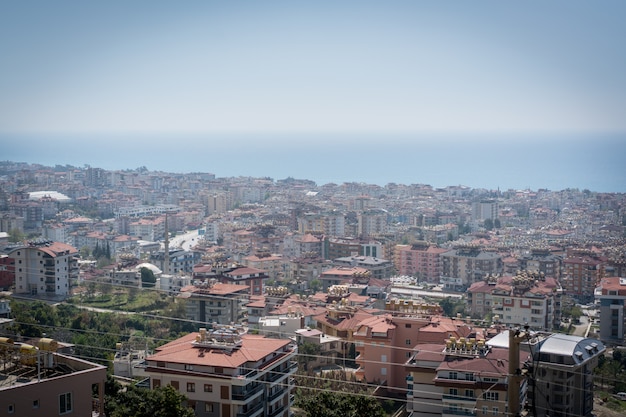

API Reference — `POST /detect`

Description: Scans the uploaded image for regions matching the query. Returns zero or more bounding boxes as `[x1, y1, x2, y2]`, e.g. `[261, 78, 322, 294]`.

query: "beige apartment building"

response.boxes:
[467, 271, 563, 331]
[405, 341, 524, 417]
[145, 327, 297, 417]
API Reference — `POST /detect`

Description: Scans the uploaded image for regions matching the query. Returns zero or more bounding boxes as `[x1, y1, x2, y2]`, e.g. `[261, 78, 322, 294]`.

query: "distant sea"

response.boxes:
[2, 132, 625, 193]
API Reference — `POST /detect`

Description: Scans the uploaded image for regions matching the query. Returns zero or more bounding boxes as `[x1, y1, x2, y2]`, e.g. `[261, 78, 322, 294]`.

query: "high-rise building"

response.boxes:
[595, 276, 626, 343]
[472, 200, 499, 221]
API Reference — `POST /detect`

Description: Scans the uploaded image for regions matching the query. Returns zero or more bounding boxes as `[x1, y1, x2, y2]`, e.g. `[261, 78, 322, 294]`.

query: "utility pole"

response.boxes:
[508, 327, 527, 417]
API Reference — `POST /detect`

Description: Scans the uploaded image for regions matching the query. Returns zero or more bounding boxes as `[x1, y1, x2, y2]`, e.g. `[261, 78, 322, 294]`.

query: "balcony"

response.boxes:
[236, 401, 264, 417]
[268, 387, 286, 402]
[442, 394, 476, 403]
[232, 384, 263, 401]
[268, 404, 286, 417]
[442, 408, 476, 416]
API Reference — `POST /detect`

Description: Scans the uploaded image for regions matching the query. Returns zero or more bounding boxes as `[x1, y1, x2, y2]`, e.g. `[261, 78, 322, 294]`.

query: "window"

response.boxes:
[449, 371, 458, 380]
[483, 392, 499, 401]
[153, 379, 161, 388]
[204, 384, 213, 392]
[185, 364, 193, 371]
[8, 404, 14, 414]
[492, 407, 498, 415]
[381, 355, 387, 362]
[465, 389, 474, 398]
[449, 388, 458, 396]
[59, 392, 73, 414]
[482, 406, 488, 415]
[33, 400, 39, 409]
[205, 403, 214, 412]
[187, 382, 195, 392]
[381, 367, 387, 376]
[405, 339, 411, 345]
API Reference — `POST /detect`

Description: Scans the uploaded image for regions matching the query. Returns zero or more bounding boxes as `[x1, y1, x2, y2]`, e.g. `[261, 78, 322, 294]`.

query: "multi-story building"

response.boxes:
[529, 334, 605, 417]
[206, 192, 233, 215]
[325, 237, 362, 260]
[0, 255, 15, 290]
[8, 240, 79, 298]
[467, 271, 563, 331]
[242, 253, 285, 281]
[193, 263, 270, 297]
[318, 266, 370, 291]
[472, 200, 499, 221]
[288, 255, 326, 284]
[129, 216, 166, 241]
[440, 245, 503, 290]
[563, 251, 605, 304]
[332, 255, 393, 279]
[151, 249, 202, 275]
[595, 276, 626, 343]
[518, 248, 561, 280]
[357, 210, 387, 237]
[295, 328, 343, 371]
[0, 337, 106, 416]
[294, 233, 324, 258]
[421, 223, 459, 244]
[394, 242, 449, 283]
[145, 327, 297, 417]
[297, 212, 345, 237]
[180, 280, 250, 325]
[407, 340, 525, 417]
[354, 314, 479, 393]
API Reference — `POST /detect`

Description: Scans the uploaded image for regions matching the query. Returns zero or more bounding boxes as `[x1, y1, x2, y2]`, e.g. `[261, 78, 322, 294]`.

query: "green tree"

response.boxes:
[8, 228, 25, 243]
[309, 279, 322, 293]
[140, 267, 156, 288]
[439, 297, 464, 318]
[80, 246, 91, 259]
[298, 391, 385, 417]
[105, 379, 195, 417]
[298, 341, 321, 371]
[484, 218, 494, 230]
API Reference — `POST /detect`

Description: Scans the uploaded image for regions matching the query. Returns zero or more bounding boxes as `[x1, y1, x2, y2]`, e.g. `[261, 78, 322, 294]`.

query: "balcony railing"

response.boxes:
[442, 394, 476, 402]
[232, 384, 263, 401]
[442, 408, 476, 416]
[267, 387, 286, 402]
[235, 401, 264, 417]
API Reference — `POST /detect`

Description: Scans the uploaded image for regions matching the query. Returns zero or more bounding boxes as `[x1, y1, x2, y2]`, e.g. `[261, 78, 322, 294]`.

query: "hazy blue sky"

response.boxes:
[1, 1, 625, 136]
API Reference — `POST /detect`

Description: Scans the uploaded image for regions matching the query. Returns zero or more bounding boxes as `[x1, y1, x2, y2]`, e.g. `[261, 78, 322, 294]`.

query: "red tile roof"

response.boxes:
[148, 332, 292, 368]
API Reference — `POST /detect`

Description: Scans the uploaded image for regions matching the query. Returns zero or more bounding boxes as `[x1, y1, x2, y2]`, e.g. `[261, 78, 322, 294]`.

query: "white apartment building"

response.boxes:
[9, 240, 79, 297]
[145, 327, 297, 417]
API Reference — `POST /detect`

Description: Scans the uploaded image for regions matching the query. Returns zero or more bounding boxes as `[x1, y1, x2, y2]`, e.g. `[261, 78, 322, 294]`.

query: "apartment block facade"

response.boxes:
[467, 271, 563, 331]
[145, 328, 297, 417]
[394, 242, 449, 283]
[8, 240, 79, 298]
[595, 276, 626, 343]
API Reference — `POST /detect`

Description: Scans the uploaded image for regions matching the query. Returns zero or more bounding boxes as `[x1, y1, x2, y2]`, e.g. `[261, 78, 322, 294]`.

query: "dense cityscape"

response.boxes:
[0, 160, 625, 416]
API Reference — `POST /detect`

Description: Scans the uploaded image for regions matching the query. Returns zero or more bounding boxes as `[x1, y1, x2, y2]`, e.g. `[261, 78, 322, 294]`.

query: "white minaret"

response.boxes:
[163, 212, 170, 275]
